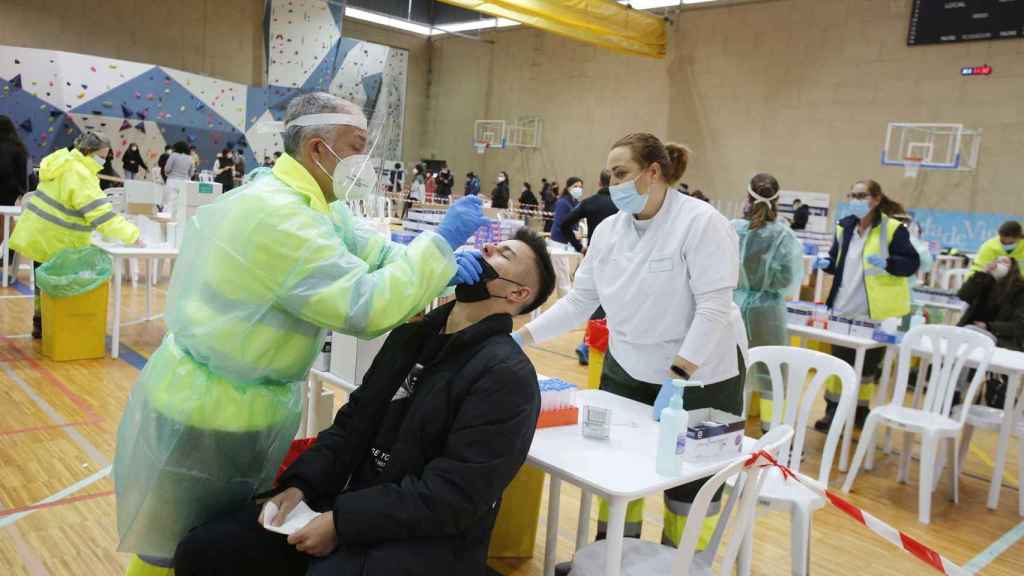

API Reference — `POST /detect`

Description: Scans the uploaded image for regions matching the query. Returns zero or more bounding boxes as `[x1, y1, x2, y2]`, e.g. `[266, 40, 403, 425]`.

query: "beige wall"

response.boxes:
[0, 0, 265, 85]
[425, 0, 1024, 214]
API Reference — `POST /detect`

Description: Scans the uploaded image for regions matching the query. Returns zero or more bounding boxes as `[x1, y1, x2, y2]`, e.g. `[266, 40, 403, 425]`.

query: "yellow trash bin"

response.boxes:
[41, 281, 109, 361]
[488, 464, 546, 558]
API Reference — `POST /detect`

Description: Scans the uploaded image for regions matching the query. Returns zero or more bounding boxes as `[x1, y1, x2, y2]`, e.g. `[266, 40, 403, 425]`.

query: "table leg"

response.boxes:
[2, 214, 9, 288]
[544, 476, 562, 576]
[145, 258, 152, 320]
[604, 497, 627, 576]
[307, 377, 323, 436]
[875, 347, 897, 459]
[814, 269, 824, 303]
[111, 255, 122, 359]
[576, 488, 593, 553]
[839, 347, 867, 472]
[988, 373, 1021, 510]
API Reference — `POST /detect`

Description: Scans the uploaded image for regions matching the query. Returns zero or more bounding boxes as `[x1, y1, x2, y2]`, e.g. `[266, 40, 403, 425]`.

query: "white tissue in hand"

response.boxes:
[261, 500, 321, 535]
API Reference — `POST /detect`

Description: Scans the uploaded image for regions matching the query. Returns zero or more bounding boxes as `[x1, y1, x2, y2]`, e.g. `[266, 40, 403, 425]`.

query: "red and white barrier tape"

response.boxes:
[744, 450, 967, 576]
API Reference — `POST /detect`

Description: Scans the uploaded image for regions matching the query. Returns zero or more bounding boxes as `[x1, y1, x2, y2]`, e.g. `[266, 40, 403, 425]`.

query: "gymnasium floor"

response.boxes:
[0, 271, 1021, 575]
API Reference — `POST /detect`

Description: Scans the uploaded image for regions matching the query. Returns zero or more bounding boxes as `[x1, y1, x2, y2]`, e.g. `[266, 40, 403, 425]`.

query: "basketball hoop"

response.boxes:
[474, 141, 488, 155]
[903, 156, 923, 178]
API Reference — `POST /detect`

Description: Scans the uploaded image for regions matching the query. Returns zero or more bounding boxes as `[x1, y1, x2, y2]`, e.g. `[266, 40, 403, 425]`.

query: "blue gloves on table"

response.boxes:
[437, 196, 487, 250]
[867, 254, 887, 270]
[813, 257, 832, 270]
[449, 250, 483, 286]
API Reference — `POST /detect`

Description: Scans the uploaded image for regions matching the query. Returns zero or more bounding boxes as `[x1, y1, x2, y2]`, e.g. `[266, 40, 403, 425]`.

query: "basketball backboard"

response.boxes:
[474, 120, 507, 152]
[507, 116, 543, 148]
[882, 122, 982, 177]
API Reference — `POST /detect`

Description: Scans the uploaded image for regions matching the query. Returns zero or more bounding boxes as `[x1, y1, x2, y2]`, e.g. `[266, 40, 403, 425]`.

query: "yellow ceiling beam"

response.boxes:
[437, 0, 666, 58]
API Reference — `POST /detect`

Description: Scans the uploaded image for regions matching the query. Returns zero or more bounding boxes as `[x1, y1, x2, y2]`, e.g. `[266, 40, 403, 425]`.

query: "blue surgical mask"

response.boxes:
[1003, 242, 1018, 253]
[609, 176, 648, 214]
[847, 199, 870, 219]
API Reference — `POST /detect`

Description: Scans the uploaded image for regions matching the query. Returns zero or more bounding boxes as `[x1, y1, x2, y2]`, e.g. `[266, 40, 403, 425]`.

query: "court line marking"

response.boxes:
[0, 466, 112, 528]
[969, 444, 1018, 488]
[0, 363, 109, 467]
[963, 520, 1024, 574]
[0, 490, 115, 518]
[0, 419, 101, 437]
[1, 337, 101, 421]
[0, 498, 50, 576]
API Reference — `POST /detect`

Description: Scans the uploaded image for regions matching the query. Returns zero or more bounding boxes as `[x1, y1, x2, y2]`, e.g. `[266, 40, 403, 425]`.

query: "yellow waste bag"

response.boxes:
[488, 464, 546, 558]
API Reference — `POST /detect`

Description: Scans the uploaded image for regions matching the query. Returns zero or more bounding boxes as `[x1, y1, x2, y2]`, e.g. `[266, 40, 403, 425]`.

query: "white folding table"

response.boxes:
[528, 389, 756, 576]
[92, 241, 179, 359]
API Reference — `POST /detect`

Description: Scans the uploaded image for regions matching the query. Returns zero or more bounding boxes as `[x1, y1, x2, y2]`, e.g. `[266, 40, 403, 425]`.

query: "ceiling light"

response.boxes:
[431, 18, 519, 35]
[345, 6, 433, 36]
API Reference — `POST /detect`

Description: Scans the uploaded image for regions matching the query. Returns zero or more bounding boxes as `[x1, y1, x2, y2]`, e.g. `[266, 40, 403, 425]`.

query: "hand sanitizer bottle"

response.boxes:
[656, 379, 689, 476]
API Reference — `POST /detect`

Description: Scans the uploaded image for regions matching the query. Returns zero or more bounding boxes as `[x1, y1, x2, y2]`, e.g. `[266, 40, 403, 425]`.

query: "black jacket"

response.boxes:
[491, 181, 510, 208]
[791, 204, 810, 230]
[122, 147, 147, 173]
[559, 188, 618, 253]
[436, 171, 454, 197]
[957, 272, 1024, 351]
[0, 139, 29, 205]
[824, 214, 920, 311]
[279, 303, 540, 576]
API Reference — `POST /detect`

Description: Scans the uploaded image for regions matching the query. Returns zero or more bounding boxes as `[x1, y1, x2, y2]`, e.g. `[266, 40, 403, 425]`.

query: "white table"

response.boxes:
[528, 389, 755, 576]
[787, 324, 890, 472]
[1, 205, 23, 288]
[93, 241, 179, 359]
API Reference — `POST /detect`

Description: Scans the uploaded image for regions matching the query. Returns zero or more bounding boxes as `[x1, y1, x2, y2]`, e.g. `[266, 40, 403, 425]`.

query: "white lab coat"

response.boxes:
[526, 191, 748, 385]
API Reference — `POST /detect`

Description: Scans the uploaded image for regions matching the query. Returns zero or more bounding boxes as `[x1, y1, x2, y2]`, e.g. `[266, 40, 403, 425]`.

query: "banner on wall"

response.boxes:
[835, 203, 1021, 253]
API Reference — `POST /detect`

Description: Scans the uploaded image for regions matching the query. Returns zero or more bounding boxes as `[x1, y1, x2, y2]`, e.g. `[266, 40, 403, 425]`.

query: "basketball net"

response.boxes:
[903, 156, 923, 178]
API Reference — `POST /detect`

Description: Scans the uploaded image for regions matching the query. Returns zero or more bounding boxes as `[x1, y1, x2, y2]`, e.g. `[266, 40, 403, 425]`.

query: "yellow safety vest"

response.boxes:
[836, 214, 911, 320]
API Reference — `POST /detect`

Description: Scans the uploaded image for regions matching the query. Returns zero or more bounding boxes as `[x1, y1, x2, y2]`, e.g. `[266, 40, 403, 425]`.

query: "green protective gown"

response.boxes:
[113, 154, 455, 558]
[732, 219, 805, 397]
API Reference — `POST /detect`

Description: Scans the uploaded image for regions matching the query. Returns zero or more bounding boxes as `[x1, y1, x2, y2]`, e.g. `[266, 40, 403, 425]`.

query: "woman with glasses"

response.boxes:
[813, 179, 920, 431]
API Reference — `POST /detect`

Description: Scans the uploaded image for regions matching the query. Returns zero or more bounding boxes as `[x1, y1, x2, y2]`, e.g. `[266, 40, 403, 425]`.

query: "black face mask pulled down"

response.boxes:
[454, 258, 500, 303]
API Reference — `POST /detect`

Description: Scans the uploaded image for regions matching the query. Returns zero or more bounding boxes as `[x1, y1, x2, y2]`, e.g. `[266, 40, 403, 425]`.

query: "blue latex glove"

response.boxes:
[437, 195, 487, 250]
[653, 380, 674, 421]
[813, 257, 831, 270]
[511, 331, 524, 348]
[867, 254, 887, 270]
[448, 250, 483, 286]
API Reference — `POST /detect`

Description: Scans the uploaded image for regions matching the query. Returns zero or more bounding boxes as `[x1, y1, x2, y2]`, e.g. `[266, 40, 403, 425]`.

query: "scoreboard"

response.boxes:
[908, 0, 1024, 46]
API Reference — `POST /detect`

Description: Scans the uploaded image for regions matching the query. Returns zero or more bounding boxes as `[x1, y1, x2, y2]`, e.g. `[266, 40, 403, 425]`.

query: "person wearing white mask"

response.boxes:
[514, 133, 748, 556]
[112, 92, 488, 576]
[957, 255, 1024, 351]
[812, 179, 919, 431]
[550, 176, 583, 247]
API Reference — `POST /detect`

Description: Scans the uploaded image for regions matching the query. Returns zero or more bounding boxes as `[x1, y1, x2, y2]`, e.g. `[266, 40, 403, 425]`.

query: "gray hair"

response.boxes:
[282, 92, 364, 156]
[75, 131, 111, 155]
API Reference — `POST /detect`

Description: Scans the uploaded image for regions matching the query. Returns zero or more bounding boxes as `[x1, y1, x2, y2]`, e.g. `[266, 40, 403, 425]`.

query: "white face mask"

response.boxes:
[570, 186, 583, 200]
[992, 262, 1010, 280]
[92, 154, 106, 165]
[497, 175, 506, 183]
[316, 143, 376, 202]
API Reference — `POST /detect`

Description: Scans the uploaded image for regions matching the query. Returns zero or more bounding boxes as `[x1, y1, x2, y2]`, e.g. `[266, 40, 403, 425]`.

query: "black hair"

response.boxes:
[513, 227, 556, 316]
[998, 221, 1022, 239]
[172, 141, 189, 154]
[599, 169, 611, 188]
[793, 198, 802, 205]
[394, 162, 401, 169]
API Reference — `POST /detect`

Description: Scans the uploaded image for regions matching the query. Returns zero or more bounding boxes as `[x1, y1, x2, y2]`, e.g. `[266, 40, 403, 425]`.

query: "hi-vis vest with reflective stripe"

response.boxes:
[836, 214, 911, 320]
[10, 149, 139, 262]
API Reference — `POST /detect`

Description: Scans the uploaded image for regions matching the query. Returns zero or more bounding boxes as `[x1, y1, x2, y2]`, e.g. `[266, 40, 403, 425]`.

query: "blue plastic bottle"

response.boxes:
[656, 379, 689, 476]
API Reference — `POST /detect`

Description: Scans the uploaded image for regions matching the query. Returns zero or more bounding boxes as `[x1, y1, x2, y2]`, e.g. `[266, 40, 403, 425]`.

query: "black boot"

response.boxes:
[814, 400, 837, 432]
[32, 315, 42, 340]
[854, 406, 870, 429]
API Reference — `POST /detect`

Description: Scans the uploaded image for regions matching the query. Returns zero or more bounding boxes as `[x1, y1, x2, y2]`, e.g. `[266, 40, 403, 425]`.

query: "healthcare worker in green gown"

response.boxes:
[732, 173, 804, 428]
[114, 92, 488, 576]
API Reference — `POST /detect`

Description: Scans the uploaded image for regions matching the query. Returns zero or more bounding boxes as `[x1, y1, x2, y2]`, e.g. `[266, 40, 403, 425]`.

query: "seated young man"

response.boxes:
[173, 227, 556, 576]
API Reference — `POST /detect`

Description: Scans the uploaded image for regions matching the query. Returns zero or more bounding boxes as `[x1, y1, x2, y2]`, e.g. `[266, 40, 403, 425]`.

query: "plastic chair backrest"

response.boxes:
[892, 325, 995, 423]
[747, 346, 857, 484]
[105, 187, 126, 213]
[941, 268, 971, 291]
[673, 425, 794, 576]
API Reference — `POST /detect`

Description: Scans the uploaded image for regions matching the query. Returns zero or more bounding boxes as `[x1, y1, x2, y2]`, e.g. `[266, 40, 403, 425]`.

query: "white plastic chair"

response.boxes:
[941, 267, 971, 291]
[739, 346, 858, 575]
[842, 325, 995, 523]
[569, 426, 795, 576]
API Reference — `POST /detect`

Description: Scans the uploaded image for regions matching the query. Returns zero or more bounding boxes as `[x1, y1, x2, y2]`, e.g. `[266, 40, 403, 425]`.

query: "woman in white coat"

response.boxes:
[514, 132, 747, 552]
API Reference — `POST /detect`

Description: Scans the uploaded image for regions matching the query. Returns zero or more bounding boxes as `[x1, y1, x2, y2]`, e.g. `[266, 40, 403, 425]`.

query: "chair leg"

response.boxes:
[919, 433, 938, 524]
[898, 431, 913, 485]
[949, 438, 960, 504]
[842, 413, 878, 493]
[738, 521, 753, 576]
[958, 425, 975, 473]
[933, 444, 946, 493]
[1019, 431, 1024, 517]
[790, 504, 811, 576]
[866, 419, 882, 472]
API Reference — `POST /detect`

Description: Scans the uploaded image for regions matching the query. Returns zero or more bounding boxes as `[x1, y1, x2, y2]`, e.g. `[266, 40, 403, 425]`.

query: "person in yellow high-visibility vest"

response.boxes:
[9, 132, 141, 339]
[113, 92, 487, 576]
[813, 179, 920, 431]
[970, 220, 1023, 279]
